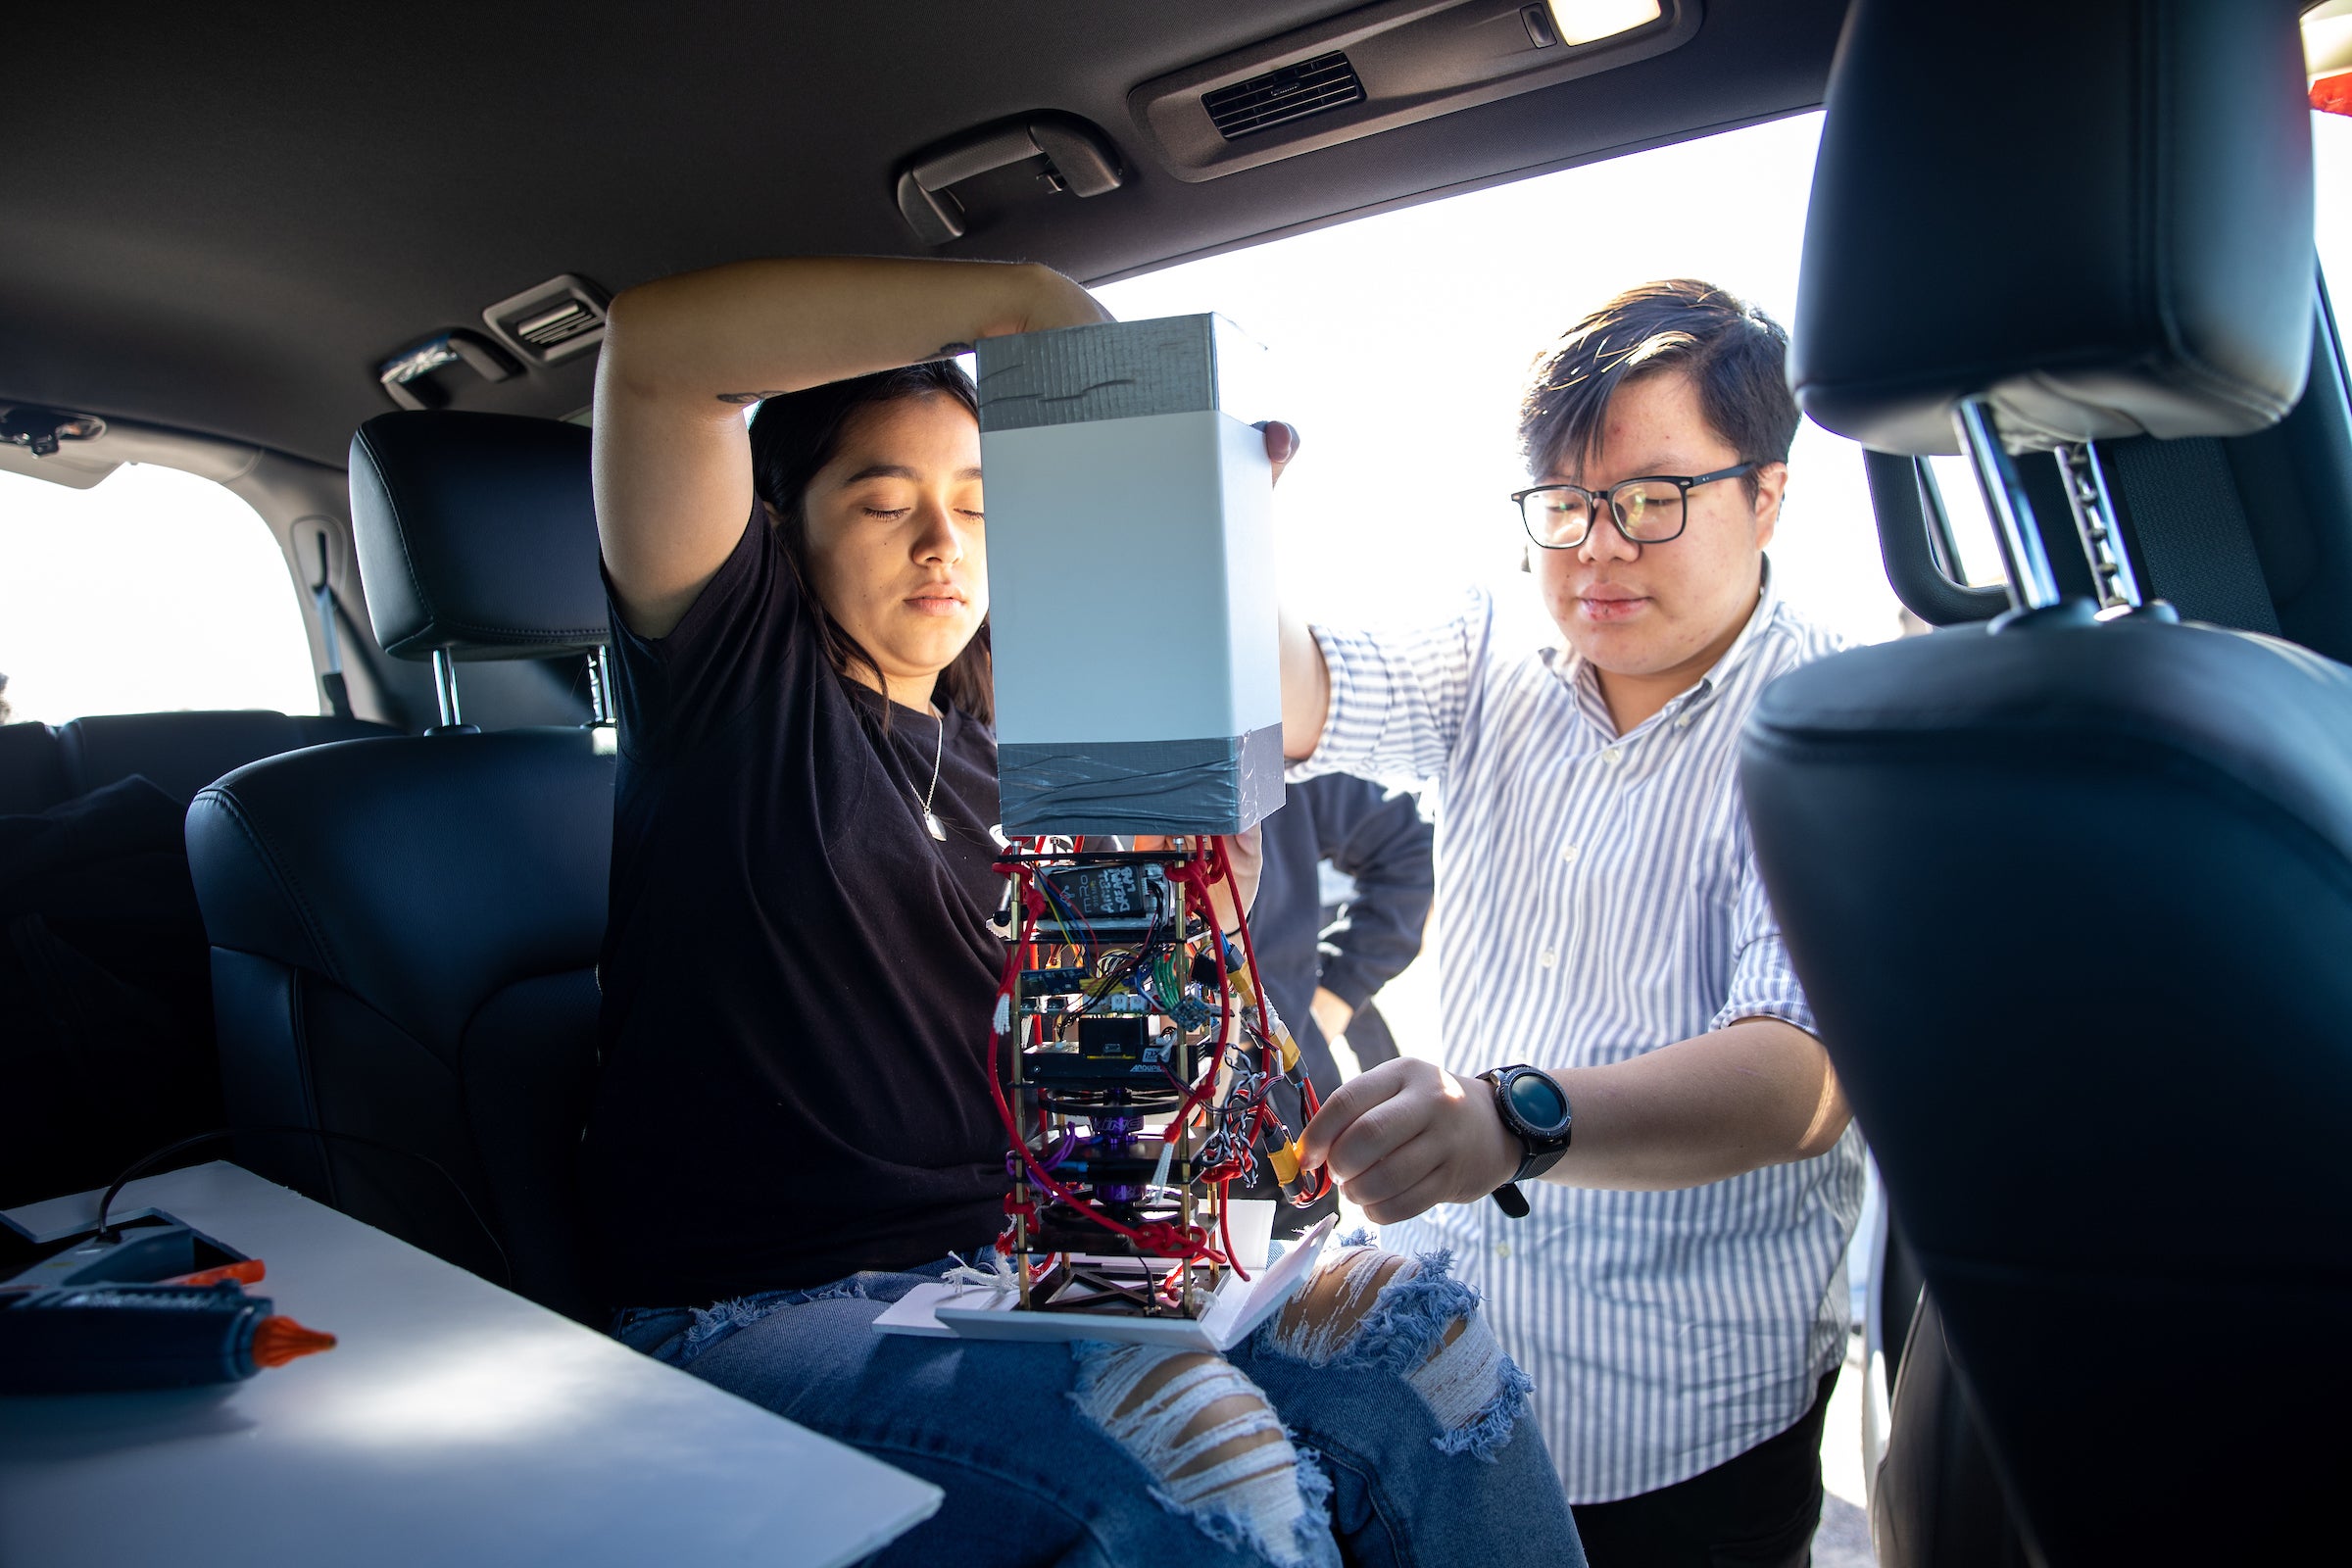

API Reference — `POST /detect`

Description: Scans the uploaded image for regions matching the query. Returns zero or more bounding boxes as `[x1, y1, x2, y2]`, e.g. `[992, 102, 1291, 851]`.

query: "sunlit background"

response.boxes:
[1100, 111, 1899, 657]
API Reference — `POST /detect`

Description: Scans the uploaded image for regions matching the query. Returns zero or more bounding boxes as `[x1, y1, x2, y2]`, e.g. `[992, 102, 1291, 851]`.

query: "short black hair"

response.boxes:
[1519, 279, 1798, 494]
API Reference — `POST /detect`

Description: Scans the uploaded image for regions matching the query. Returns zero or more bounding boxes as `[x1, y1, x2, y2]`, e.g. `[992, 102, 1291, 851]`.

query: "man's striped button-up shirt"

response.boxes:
[1296, 566, 1866, 1503]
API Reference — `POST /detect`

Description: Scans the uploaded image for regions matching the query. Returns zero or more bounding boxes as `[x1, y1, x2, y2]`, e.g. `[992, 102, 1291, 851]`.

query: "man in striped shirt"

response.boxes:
[1287, 280, 1864, 1567]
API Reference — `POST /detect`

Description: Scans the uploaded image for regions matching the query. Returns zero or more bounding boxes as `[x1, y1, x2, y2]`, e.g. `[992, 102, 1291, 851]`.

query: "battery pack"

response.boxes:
[978, 315, 1285, 836]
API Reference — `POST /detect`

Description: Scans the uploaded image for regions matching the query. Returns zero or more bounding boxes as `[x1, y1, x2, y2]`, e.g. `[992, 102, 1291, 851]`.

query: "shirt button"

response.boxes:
[1561, 842, 1580, 863]
[1676, 713, 1692, 729]
[1539, 948, 1557, 969]
[1495, 1242, 1514, 1260]
[1602, 747, 1623, 764]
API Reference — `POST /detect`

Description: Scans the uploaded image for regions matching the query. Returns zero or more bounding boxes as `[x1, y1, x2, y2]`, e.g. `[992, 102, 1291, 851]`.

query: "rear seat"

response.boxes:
[1, 709, 397, 1209]
[0, 709, 398, 815]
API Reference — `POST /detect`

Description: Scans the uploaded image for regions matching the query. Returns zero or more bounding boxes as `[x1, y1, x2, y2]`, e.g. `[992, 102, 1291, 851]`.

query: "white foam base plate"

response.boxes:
[874, 1209, 1335, 1352]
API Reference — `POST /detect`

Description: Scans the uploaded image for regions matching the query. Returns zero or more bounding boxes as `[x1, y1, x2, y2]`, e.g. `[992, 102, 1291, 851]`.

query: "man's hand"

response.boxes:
[1309, 987, 1354, 1046]
[1298, 1057, 1520, 1224]
[1257, 420, 1300, 486]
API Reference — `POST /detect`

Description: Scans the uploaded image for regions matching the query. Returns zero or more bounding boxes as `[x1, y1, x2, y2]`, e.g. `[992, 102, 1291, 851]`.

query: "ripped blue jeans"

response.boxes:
[612, 1240, 1584, 1568]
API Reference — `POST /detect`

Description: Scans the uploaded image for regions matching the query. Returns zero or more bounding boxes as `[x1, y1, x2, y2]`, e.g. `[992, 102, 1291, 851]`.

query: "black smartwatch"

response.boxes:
[1478, 1065, 1572, 1219]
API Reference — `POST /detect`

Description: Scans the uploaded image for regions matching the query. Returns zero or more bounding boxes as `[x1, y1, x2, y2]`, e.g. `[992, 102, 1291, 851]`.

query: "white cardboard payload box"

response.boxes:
[977, 314, 1285, 838]
[872, 1207, 1335, 1351]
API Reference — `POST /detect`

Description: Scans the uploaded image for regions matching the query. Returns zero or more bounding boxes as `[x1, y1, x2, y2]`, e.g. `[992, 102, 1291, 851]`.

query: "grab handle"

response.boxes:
[895, 113, 1124, 246]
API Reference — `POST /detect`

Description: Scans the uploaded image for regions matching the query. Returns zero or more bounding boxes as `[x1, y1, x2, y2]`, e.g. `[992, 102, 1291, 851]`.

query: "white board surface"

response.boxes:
[873, 1213, 1335, 1351]
[1, 1162, 941, 1568]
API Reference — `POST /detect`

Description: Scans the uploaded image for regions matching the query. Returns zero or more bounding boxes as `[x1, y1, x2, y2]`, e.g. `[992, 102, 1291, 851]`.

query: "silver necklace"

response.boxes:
[915, 707, 947, 841]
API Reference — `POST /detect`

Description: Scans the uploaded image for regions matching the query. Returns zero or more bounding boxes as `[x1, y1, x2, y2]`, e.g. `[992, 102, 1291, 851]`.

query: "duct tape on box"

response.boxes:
[999, 724, 1285, 837]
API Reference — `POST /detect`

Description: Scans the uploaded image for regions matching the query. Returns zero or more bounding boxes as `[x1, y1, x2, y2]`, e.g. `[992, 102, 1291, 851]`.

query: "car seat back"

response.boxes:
[2, 710, 395, 815]
[187, 412, 614, 1321]
[1755, 2, 2340, 1563]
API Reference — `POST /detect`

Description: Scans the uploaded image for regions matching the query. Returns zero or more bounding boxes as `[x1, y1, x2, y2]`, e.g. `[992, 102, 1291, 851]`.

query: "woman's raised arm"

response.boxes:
[593, 258, 1109, 638]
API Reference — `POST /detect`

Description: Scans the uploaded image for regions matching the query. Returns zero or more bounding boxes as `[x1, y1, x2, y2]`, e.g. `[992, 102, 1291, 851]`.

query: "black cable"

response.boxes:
[93, 1125, 514, 1288]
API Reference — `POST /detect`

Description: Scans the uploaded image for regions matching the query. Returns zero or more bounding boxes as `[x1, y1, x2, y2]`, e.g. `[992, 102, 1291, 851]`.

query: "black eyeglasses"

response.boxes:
[1512, 463, 1757, 550]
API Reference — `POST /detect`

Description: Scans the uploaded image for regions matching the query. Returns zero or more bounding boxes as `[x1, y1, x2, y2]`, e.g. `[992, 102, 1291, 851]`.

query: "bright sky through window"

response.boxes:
[0, 463, 317, 725]
[1097, 111, 1903, 656]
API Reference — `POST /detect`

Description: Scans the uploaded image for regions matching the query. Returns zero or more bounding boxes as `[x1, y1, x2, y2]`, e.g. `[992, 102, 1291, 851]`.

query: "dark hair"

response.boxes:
[1518, 279, 1798, 498]
[748, 360, 992, 726]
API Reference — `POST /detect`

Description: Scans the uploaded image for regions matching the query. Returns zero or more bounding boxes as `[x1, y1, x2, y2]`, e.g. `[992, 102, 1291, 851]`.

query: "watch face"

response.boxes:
[1506, 1072, 1571, 1139]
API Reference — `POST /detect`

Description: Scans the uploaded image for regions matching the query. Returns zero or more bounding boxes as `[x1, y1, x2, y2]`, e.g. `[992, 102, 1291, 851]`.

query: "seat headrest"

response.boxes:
[1790, 0, 2315, 456]
[349, 411, 607, 662]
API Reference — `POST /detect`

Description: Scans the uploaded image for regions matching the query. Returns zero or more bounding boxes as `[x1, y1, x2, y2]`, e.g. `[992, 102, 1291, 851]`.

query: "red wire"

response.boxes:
[1216, 1176, 1251, 1284]
[984, 835, 1333, 1281]
[1212, 842, 1337, 1206]
[986, 855, 1218, 1265]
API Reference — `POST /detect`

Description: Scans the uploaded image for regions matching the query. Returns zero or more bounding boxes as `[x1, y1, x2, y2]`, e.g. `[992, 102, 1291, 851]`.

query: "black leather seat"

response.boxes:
[1, 710, 397, 1210]
[1754, 3, 2341, 1563]
[187, 411, 614, 1321]
[1, 710, 394, 815]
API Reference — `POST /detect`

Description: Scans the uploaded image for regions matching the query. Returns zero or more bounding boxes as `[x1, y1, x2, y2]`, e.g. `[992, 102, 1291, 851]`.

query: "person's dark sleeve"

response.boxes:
[601, 504, 802, 764]
[1304, 773, 1435, 1012]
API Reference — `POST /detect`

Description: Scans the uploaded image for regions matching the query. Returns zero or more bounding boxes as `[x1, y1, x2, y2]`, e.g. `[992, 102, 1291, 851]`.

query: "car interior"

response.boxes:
[3, 1, 2343, 1562]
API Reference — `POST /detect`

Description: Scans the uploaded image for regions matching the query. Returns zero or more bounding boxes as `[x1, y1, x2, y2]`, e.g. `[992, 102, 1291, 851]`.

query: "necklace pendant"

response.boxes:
[924, 809, 948, 842]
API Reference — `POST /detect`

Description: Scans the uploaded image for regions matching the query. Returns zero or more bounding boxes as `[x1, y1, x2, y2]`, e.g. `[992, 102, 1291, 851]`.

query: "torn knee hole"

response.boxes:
[1110, 1360, 1291, 1494]
[1075, 1344, 1325, 1561]
[1273, 1247, 1411, 1358]
[1258, 1245, 1534, 1461]
[1082, 1347, 1292, 1490]
[1166, 1388, 1291, 1490]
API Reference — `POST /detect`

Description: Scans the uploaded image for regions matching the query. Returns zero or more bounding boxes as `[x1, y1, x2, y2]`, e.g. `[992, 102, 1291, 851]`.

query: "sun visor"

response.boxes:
[348, 411, 608, 662]
[1789, 0, 2315, 456]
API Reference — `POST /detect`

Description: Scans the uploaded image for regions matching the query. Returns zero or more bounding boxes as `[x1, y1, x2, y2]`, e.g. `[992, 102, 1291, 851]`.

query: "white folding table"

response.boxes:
[0, 1161, 942, 1567]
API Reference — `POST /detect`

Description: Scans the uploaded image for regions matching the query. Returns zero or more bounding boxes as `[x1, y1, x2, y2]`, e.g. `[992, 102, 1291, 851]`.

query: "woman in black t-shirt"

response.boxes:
[583, 257, 1581, 1568]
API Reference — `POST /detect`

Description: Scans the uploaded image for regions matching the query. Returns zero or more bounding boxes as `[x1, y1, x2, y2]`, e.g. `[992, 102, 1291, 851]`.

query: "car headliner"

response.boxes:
[1, 0, 1847, 469]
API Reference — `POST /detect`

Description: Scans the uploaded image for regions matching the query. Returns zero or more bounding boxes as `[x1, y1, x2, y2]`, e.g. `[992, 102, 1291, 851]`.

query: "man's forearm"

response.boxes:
[1541, 1018, 1850, 1191]
[1280, 606, 1329, 761]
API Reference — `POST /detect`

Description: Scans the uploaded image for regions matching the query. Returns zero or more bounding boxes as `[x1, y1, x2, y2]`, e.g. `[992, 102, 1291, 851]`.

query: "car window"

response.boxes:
[1096, 110, 1909, 649]
[0, 463, 316, 725]
[2318, 110, 2352, 336]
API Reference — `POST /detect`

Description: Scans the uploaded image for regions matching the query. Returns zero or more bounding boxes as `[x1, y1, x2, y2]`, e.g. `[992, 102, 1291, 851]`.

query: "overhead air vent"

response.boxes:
[1203, 53, 1367, 140]
[513, 299, 601, 352]
[481, 273, 612, 368]
[1132, 0, 1699, 183]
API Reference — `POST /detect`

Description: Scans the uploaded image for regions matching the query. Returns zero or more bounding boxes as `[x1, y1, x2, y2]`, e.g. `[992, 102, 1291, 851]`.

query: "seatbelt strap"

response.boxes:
[2102, 436, 2281, 635]
[309, 533, 356, 720]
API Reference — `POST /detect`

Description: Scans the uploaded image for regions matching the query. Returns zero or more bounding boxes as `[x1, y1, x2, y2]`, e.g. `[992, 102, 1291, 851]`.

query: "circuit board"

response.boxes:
[986, 838, 1328, 1318]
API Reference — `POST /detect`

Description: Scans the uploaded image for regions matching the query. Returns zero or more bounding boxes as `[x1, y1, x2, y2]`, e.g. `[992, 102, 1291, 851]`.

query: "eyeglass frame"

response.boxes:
[1512, 462, 1760, 550]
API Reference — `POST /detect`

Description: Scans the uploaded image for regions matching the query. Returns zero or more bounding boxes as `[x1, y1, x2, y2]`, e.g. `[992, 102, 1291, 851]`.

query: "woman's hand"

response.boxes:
[1298, 1057, 1520, 1225]
[1007, 266, 1116, 338]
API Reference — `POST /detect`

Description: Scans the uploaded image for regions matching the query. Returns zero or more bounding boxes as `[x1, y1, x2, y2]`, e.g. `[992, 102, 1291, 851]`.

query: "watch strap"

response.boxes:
[1513, 1143, 1569, 1185]
[1482, 1065, 1570, 1217]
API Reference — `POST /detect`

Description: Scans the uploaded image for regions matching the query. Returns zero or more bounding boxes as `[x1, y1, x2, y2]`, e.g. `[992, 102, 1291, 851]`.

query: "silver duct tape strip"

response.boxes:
[976, 315, 1266, 433]
[1000, 723, 1286, 836]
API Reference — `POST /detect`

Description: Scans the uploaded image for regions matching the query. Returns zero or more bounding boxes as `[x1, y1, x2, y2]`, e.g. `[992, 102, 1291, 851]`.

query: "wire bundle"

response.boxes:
[983, 836, 1330, 1311]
